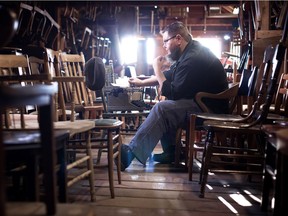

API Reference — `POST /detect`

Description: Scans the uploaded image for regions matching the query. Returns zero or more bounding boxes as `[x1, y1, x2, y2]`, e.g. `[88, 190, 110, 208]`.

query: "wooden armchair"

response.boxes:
[174, 82, 240, 168]
[189, 17, 287, 198]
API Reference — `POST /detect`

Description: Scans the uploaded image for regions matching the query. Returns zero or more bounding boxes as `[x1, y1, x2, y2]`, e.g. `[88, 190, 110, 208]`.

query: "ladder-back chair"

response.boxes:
[0, 83, 61, 215]
[1, 52, 96, 202]
[42, 49, 97, 202]
[0, 54, 65, 215]
[48, 50, 123, 198]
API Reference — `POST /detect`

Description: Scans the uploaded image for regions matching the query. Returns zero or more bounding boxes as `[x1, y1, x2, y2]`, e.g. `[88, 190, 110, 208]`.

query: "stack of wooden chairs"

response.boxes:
[0, 47, 124, 215]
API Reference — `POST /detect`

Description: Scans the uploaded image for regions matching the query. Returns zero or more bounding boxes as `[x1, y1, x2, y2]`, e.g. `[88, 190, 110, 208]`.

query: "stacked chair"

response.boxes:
[0, 52, 96, 212]
[45, 49, 123, 198]
[0, 55, 68, 215]
[188, 13, 288, 198]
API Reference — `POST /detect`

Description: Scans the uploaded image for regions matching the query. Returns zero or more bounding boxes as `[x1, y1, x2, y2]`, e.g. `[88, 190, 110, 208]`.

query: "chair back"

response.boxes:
[0, 54, 51, 128]
[249, 14, 288, 126]
[274, 73, 288, 117]
[59, 52, 93, 107]
[43, 48, 68, 121]
[237, 41, 252, 74]
[238, 67, 258, 96]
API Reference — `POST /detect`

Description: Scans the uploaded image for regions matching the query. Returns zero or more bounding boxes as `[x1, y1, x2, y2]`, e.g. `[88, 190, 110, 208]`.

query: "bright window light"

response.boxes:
[120, 36, 138, 64]
[218, 196, 239, 214]
[224, 34, 231, 40]
[230, 193, 252, 207]
[243, 190, 261, 203]
[195, 38, 222, 59]
[119, 36, 156, 65]
[146, 38, 155, 64]
[233, 7, 239, 15]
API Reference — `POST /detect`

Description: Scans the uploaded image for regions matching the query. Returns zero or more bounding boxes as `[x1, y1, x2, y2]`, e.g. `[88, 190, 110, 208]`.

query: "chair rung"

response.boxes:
[210, 160, 263, 167]
[113, 151, 119, 159]
[67, 155, 90, 170]
[213, 146, 260, 152]
[209, 169, 263, 175]
[212, 153, 264, 158]
[67, 170, 92, 187]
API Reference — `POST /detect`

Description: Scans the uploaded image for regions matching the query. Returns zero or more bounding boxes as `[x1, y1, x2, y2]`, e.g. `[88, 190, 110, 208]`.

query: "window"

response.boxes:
[119, 36, 155, 65]
[195, 38, 222, 59]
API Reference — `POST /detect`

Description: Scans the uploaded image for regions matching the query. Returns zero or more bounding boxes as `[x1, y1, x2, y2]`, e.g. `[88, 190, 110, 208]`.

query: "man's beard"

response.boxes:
[166, 46, 181, 62]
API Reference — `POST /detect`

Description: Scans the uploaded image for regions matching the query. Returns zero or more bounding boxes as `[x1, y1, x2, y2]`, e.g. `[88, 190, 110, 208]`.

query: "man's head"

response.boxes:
[161, 21, 192, 62]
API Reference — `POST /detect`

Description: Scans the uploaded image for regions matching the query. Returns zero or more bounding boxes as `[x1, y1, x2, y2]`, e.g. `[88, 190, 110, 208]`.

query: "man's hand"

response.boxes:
[153, 56, 166, 74]
[153, 56, 168, 89]
[128, 77, 142, 86]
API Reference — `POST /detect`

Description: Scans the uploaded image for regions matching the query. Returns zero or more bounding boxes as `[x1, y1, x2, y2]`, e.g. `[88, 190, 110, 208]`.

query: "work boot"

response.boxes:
[115, 144, 135, 171]
[152, 152, 175, 164]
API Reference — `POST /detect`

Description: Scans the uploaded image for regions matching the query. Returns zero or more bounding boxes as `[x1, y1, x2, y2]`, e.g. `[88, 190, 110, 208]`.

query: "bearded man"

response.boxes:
[118, 21, 228, 170]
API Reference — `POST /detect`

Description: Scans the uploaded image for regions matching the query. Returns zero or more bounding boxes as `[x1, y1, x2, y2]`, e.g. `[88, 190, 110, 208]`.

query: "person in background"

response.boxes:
[118, 21, 228, 171]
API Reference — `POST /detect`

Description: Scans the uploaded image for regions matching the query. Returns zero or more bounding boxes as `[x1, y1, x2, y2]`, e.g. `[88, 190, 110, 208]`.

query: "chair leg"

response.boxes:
[107, 129, 115, 198]
[188, 114, 196, 181]
[261, 168, 272, 211]
[95, 130, 105, 164]
[116, 128, 122, 185]
[199, 130, 214, 198]
[174, 128, 182, 167]
[108, 127, 122, 198]
[85, 131, 96, 202]
[58, 145, 68, 203]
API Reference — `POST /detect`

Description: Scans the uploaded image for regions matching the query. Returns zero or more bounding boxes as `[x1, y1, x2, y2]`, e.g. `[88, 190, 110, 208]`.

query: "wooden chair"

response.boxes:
[34, 49, 97, 202]
[174, 82, 240, 168]
[0, 53, 96, 203]
[176, 52, 261, 169]
[187, 44, 276, 184]
[47, 50, 123, 198]
[190, 19, 287, 198]
[0, 83, 62, 216]
[58, 52, 104, 119]
[188, 65, 258, 167]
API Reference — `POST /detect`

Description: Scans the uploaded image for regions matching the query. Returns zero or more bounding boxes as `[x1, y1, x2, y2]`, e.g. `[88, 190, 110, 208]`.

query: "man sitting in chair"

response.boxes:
[119, 21, 229, 170]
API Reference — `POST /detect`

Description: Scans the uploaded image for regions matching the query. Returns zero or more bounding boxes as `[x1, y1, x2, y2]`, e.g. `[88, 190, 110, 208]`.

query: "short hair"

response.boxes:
[162, 21, 192, 42]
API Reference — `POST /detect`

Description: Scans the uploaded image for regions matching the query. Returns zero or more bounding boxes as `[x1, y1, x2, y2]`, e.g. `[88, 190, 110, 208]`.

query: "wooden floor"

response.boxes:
[7, 134, 272, 216]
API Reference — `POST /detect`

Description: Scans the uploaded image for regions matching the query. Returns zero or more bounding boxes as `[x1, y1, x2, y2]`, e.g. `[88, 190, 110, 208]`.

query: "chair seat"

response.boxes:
[91, 118, 123, 127]
[203, 120, 261, 131]
[3, 130, 41, 149]
[53, 120, 95, 137]
[196, 113, 243, 122]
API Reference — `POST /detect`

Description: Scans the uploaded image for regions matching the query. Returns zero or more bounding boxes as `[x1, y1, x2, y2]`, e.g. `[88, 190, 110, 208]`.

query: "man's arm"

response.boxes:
[128, 76, 158, 87]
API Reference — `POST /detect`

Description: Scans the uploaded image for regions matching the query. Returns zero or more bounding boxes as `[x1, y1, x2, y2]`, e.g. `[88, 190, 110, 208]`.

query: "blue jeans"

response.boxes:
[129, 99, 201, 165]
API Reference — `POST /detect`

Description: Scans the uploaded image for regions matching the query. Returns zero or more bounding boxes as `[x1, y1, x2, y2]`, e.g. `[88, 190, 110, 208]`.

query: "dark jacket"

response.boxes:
[162, 40, 229, 114]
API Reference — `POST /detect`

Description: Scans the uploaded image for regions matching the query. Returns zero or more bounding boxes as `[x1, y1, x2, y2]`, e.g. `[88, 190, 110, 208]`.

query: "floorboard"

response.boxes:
[66, 134, 270, 216]
[6, 135, 272, 216]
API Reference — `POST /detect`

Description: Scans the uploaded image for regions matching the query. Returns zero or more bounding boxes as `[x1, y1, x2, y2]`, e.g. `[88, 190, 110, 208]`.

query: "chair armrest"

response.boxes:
[195, 83, 239, 113]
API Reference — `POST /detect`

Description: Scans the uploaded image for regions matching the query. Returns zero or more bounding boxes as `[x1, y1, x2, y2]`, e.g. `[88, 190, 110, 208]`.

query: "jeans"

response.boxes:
[129, 99, 201, 165]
